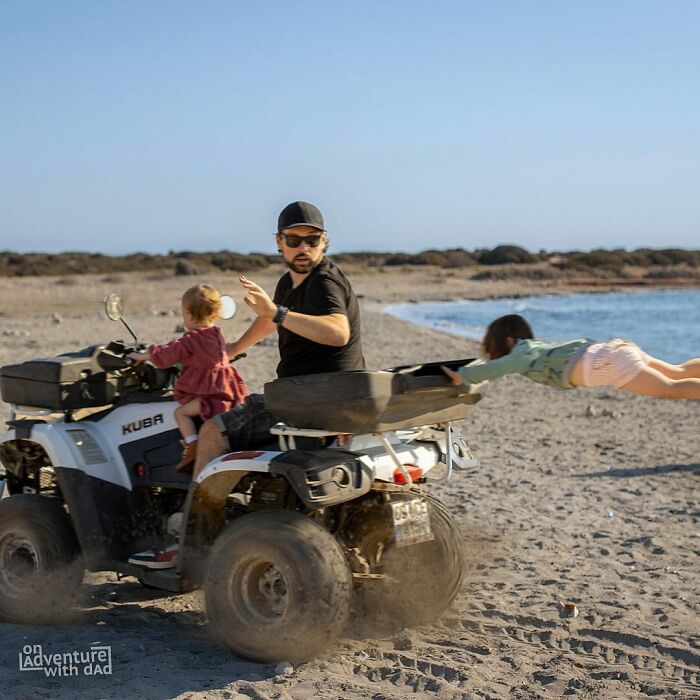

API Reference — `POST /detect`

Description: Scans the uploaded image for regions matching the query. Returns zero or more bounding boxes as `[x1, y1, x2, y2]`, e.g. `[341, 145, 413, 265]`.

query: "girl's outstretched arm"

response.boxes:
[147, 335, 195, 369]
[444, 345, 533, 385]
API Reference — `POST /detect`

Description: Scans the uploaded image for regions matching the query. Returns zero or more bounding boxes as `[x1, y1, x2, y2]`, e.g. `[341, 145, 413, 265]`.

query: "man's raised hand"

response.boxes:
[239, 276, 276, 319]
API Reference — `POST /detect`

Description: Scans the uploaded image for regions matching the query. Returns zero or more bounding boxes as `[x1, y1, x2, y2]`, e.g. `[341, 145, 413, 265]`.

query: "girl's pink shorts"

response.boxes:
[580, 340, 650, 389]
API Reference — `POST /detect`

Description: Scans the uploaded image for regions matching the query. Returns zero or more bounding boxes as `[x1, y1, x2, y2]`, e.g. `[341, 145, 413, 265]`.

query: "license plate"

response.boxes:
[390, 497, 434, 547]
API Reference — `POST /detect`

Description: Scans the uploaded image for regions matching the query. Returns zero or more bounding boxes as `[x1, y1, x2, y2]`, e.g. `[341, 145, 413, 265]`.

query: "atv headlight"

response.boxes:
[67, 429, 108, 465]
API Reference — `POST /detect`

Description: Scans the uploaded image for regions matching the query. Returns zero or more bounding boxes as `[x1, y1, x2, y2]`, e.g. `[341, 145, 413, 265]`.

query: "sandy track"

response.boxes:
[0, 269, 698, 699]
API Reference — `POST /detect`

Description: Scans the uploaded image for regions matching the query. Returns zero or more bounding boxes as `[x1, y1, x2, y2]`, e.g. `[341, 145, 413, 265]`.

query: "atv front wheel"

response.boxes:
[205, 509, 352, 663]
[355, 492, 464, 626]
[0, 494, 84, 623]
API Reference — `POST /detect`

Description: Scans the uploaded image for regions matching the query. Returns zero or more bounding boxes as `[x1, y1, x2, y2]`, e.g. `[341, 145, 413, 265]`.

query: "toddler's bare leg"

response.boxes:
[174, 399, 201, 440]
[646, 356, 700, 379]
[620, 366, 700, 400]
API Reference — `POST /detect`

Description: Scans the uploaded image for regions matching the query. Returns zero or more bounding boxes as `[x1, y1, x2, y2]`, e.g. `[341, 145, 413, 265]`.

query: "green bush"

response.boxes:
[479, 245, 535, 265]
[0, 245, 698, 277]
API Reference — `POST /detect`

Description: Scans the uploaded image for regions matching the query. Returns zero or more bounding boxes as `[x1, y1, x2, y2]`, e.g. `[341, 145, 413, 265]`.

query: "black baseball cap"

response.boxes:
[277, 201, 325, 233]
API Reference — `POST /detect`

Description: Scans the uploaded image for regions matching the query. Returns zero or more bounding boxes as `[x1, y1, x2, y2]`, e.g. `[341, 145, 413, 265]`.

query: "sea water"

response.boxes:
[385, 289, 700, 364]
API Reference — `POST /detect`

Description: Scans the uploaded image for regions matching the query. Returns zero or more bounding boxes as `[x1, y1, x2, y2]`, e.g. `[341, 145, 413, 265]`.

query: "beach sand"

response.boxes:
[0, 267, 698, 699]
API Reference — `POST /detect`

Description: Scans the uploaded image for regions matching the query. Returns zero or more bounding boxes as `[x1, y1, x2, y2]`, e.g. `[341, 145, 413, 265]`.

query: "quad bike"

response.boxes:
[0, 294, 485, 663]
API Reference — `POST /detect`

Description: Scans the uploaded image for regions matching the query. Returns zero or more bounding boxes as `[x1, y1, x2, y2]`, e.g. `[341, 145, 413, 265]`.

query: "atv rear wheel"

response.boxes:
[205, 509, 352, 663]
[354, 492, 464, 626]
[0, 494, 84, 623]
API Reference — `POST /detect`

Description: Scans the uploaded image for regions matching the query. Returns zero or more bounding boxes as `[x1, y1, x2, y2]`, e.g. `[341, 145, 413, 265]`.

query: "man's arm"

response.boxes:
[225, 316, 276, 359]
[280, 311, 349, 347]
[240, 276, 350, 347]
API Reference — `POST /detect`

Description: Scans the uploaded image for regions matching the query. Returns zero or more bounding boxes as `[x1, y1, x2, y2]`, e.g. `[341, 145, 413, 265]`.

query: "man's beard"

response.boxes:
[284, 253, 323, 274]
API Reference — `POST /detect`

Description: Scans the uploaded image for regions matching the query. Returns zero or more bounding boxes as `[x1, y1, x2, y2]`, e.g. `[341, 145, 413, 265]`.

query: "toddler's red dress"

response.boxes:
[148, 326, 248, 420]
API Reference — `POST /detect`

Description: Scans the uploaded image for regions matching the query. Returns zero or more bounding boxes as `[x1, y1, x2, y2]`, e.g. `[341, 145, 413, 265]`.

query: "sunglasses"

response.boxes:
[278, 232, 324, 248]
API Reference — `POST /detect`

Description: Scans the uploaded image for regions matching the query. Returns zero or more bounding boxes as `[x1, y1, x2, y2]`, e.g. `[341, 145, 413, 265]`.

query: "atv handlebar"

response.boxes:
[97, 350, 133, 372]
[96, 340, 146, 373]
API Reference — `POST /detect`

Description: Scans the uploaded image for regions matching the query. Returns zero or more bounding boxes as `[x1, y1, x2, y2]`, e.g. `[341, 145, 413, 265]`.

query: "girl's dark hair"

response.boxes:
[482, 314, 534, 359]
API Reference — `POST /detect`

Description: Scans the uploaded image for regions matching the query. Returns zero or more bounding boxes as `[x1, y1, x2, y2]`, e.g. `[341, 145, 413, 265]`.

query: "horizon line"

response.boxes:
[2, 244, 699, 257]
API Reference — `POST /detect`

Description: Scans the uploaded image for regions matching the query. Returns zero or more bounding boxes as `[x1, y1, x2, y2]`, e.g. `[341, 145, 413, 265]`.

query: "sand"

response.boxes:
[0, 267, 698, 700]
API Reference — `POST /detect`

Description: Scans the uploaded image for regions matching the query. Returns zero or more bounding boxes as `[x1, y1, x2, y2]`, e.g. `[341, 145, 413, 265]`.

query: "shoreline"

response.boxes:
[1, 265, 699, 312]
[396, 281, 700, 301]
[382, 286, 700, 358]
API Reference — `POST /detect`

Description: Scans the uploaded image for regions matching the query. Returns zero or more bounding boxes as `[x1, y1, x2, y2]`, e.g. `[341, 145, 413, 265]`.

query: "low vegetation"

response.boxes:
[0, 246, 698, 278]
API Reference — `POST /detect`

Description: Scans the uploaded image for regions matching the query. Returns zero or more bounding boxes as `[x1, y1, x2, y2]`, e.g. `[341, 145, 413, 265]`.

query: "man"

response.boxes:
[196, 200, 364, 474]
[129, 201, 364, 568]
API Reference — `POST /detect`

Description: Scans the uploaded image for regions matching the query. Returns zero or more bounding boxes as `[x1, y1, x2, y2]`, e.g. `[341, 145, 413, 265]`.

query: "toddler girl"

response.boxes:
[129, 284, 248, 471]
[443, 314, 700, 400]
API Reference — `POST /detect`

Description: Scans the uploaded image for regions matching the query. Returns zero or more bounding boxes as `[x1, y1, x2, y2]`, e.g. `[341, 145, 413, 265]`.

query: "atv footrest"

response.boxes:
[137, 567, 182, 593]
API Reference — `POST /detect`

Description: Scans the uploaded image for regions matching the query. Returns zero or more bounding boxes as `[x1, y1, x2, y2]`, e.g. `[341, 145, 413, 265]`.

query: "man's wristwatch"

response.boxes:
[273, 305, 289, 325]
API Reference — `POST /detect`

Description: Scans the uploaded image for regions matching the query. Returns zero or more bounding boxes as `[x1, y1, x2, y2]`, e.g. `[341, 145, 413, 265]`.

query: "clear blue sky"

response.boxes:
[1, 1, 698, 254]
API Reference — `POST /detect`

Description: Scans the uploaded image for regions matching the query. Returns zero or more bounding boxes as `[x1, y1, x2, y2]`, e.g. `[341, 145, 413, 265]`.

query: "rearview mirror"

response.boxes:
[103, 293, 138, 342]
[104, 294, 124, 321]
[220, 295, 237, 320]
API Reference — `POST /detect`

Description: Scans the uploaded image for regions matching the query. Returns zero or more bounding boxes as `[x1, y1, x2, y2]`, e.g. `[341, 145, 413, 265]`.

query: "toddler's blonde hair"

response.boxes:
[181, 284, 221, 325]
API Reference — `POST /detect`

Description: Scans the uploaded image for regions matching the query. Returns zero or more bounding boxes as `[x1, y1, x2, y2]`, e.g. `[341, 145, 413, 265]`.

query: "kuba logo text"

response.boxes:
[122, 414, 164, 435]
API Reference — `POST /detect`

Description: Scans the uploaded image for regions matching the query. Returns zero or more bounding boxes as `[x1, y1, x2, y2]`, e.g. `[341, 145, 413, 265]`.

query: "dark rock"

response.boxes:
[175, 259, 200, 276]
[393, 633, 413, 651]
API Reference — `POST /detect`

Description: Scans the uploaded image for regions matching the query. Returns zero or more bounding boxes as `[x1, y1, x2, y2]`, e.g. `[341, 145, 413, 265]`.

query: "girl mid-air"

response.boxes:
[129, 284, 248, 471]
[443, 314, 700, 400]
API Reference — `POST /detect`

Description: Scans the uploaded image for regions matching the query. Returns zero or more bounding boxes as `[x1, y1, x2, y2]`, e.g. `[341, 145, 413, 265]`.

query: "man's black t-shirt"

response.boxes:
[273, 258, 365, 377]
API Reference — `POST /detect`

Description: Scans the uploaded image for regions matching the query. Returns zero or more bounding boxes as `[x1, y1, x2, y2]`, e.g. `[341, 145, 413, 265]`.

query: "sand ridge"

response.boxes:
[0, 269, 698, 699]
